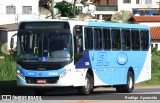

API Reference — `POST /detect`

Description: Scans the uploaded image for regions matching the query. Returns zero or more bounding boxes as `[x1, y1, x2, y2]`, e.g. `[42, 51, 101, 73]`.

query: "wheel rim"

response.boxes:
[84, 77, 90, 92]
[128, 76, 133, 89]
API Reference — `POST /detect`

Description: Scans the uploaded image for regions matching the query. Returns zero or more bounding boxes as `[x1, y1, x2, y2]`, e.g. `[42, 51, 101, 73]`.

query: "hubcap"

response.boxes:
[84, 77, 90, 91]
[128, 76, 133, 89]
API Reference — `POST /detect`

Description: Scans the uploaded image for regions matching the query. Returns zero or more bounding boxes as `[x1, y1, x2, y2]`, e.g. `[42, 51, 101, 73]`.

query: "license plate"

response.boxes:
[37, 79, 46, 84]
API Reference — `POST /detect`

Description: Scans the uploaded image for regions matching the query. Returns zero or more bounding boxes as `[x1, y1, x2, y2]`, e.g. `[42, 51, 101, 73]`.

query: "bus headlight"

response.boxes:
[17, 70, 25, 79]
[60, 69, 71, 78]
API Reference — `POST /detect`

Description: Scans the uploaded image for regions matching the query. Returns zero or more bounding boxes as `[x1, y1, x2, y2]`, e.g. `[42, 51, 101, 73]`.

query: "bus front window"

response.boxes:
[17, 32, 72, 62]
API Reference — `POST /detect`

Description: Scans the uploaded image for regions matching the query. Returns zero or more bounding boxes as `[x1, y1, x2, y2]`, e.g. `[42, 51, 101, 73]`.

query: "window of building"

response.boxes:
[94, 28, 102, 50]
[6, 6, 16, 14]
[85, 28, 93, 50]
[22, 6, 32, 14]
[111, 29, 121, 50]
[155, 44, 158, 50]
[76, 6, 83, 13]
[131, 30, 140, 50]
[151, 44, 153, 48]
[140, 30, 149, 50]
[103, 28, 111, 50]
[136, 0, 140, 4]
[145, 0, 152, 5]
[123, 0, 131, 3]
[121, 29, 131, 50]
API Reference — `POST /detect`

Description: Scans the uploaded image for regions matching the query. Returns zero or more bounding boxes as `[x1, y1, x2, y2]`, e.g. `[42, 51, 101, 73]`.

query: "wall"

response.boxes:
[0, 0, 42, 25]
[118, 0, 159, 11]
[151, 40, 160, 51]
[0, 14, 46, 25]
[0, 0, 39, 15]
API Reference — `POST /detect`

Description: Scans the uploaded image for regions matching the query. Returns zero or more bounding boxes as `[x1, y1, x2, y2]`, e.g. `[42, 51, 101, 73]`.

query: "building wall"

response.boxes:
[0, 0, 39, 14]
[0, 0, 42, 25]
[151, 40, 160, 51]
[93, 0, 117, 6]
[118, 0, 159, 11]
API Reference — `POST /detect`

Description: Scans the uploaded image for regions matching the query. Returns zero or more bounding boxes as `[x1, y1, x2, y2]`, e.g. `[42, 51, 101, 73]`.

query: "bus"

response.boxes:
[10, 19, 151, 95]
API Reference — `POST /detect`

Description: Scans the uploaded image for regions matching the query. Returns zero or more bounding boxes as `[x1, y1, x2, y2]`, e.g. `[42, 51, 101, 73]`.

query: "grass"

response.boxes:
[0, 56, 16, 81]
[136, 55, 160, 86]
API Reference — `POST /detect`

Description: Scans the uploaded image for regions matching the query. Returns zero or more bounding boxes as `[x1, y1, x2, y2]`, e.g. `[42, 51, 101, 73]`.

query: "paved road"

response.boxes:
[0, 80, 160, 103]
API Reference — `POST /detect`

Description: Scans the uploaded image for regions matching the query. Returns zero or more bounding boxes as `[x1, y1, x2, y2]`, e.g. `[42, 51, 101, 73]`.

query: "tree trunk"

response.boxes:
[51, 0, 54, 19]
[73, 0, 76, 18]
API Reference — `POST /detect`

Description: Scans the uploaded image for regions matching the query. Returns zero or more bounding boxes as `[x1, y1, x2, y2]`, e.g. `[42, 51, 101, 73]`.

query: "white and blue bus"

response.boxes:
[10, 19, 151, 95]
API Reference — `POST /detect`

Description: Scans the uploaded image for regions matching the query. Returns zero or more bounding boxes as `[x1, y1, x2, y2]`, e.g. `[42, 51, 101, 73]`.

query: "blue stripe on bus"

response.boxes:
[75, 50, 148, 85]
[88, 22, 150, 29]
[75, 50, 92, 68]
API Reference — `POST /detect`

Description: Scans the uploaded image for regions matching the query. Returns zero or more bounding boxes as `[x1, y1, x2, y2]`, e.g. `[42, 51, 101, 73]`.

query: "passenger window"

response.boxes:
[94, 28, 102, 50]
[103, 28, 111, 50]
[111, 29, 121, 50]
[140, 30, 149, 50]
[85, 28, 93, 50]
[131, 30, 140, 50]
[121, 29, 131, 50]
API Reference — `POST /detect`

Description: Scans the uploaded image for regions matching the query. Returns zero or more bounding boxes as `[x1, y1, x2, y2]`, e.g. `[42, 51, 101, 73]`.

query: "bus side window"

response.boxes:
[111, 29, 121, 50]
[140, 30, 149, 50]
[131, 30, 140, 50]
[103, 28, 111, 50]
[85, 28, 93, 50]
[121, 29, 131, 50]
[94, 28, 102, 50]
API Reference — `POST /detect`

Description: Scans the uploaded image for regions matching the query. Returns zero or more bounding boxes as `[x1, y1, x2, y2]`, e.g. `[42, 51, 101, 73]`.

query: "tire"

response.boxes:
[34, 88, 45, 96]
[116, 85, 124, 93]
[78, 73, 93, 95]
[123, 71, 134, 93]
[116, 71, 134, 93]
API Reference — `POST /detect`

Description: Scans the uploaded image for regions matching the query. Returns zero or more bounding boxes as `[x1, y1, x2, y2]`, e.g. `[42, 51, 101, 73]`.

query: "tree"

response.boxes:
[55, 1, 81, 18]
[41, 0, 55, 19]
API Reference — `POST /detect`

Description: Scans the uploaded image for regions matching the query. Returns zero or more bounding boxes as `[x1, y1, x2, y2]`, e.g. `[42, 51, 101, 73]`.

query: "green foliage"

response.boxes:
[55, 1, 81, 18]
[0, 56, 16, 81]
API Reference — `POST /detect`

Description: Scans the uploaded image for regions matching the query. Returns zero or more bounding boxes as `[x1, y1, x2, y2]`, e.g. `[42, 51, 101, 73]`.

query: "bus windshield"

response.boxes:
[17, 31, 72, 62]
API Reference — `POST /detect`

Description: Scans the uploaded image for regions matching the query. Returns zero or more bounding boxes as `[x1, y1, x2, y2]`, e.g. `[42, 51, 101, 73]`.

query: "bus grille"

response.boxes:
[25, 77, 59, 84]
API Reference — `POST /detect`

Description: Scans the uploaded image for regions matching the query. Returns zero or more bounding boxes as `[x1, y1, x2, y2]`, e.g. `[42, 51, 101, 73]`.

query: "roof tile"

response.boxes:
[150, 27, 160, 40]
[133, 16, 160, 22]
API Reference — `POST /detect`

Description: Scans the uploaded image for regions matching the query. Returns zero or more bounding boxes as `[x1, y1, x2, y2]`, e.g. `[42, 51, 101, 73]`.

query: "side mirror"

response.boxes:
[10, 38, 14, 49]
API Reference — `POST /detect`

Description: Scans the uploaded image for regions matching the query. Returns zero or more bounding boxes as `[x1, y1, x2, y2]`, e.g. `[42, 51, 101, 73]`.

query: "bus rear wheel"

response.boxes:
[78, 74, 93, 95]
[116, 71, 134, 93]
[124, 71, 134, 93]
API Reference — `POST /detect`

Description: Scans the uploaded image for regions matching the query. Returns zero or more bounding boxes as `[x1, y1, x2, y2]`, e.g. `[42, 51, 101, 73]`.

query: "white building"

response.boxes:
[0, 0, 42, 25]
[118, 0, 160, 13]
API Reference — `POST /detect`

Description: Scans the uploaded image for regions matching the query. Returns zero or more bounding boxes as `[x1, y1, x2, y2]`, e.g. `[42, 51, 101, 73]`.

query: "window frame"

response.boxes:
[84, 27, 94, 50]
[6, 6, 16, 14]
[140, 30, 149, 51]
[131, 29, 140, 51]
[111, 28, 121, 51]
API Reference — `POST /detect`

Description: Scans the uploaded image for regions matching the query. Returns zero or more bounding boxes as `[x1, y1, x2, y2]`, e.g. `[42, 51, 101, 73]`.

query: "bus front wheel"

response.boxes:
[78, 73, 93, 95]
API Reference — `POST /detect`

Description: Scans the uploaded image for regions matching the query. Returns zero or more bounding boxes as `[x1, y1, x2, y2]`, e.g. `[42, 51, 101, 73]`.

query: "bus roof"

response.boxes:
[19, 19, 150, 30]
